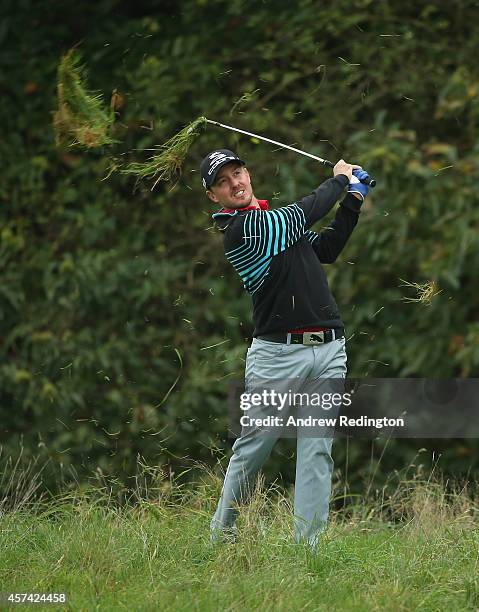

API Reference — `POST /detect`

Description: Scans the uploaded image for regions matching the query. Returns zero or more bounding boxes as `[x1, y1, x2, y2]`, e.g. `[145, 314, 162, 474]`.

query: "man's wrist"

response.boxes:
[341, 193, 363, 213]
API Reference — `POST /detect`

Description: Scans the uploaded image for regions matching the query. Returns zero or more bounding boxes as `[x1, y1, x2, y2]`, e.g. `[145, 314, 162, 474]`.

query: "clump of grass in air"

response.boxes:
[53, 49, 116, 148]
[121, 116, 208, 189]
[399, 279, 441, 305]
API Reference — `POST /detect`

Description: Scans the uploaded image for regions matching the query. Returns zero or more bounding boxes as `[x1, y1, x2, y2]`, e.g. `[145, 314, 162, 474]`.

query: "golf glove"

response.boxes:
[348, 168, 370, 201]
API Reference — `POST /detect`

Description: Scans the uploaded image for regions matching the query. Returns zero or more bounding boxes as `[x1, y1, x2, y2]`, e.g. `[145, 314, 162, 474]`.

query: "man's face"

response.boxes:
[206, 162, 254, 209]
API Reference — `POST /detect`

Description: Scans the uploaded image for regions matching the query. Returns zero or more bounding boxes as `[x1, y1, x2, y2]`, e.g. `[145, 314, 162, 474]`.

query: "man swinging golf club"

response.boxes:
[201, 148, 371, 547]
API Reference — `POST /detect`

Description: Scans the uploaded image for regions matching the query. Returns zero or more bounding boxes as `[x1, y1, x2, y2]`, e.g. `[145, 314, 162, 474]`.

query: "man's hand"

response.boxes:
[333, 159, 362, 182]
[348, 168, 371, 202]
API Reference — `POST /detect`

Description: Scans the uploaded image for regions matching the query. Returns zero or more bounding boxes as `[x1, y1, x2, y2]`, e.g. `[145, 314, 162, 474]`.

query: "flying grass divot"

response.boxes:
[121, 116, 208, 189]
[53, 50, 116, 149]
[399, 279, 442, 305]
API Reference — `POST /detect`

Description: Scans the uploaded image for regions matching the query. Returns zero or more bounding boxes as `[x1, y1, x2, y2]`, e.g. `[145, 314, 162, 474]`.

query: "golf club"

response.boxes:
[205, 119, 377, 188]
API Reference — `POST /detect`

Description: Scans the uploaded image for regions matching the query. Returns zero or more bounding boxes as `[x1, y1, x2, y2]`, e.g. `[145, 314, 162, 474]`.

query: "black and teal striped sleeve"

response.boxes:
[223, 175, 350, 293]
[236, 174, 350, 256]
[225, 204, 307, 294]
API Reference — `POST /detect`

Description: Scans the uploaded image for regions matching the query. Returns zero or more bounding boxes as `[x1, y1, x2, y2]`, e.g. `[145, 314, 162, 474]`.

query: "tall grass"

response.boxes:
[1, 453, 478, 610]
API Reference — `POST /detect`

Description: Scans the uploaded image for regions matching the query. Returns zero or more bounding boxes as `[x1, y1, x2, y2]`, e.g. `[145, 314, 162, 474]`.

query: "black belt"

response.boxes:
[257, 328, 344, 346]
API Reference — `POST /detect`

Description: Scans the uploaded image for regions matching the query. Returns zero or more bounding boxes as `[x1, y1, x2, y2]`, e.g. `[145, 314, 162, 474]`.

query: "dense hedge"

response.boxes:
[1, 0, 478, 493]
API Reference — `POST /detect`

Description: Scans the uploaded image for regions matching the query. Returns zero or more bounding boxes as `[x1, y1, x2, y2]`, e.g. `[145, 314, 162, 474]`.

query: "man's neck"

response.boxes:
[237, 195, 260, 210]
[222, 195, 263, 213]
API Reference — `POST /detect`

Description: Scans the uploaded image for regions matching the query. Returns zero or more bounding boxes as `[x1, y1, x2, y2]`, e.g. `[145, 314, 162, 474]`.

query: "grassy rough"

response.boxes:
[53, 49, 116, 149]
[1, 468, 478, 611]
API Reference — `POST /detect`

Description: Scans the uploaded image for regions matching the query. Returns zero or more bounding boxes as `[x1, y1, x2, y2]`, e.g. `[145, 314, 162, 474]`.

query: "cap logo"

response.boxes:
[208, 155, 236, 176]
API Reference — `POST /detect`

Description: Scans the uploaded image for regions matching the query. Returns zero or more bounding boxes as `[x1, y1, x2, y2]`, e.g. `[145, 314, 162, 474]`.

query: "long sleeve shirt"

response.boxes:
[211, 174, 361, 336]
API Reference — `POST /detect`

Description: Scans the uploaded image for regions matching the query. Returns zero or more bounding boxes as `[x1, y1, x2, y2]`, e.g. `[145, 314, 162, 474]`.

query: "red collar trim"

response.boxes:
[221, 199, 269, 213]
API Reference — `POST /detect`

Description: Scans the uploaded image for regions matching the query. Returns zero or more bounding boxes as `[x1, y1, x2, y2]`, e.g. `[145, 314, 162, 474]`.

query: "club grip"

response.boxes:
[362, 176, 377, 188]
[323, 159, 377, 188]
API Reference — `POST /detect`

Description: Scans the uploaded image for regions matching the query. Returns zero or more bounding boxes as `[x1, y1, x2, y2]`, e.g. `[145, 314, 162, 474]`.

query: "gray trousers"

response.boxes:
[211, 336, 347, 547]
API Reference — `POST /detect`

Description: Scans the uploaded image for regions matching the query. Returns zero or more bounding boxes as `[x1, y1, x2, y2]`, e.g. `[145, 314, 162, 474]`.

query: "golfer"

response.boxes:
[201, 149, 370, 547]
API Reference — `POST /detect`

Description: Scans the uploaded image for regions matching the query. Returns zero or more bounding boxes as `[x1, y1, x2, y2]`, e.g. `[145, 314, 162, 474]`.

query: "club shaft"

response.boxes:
[205, 118, 377, 188]
[205, 119, 330, 165]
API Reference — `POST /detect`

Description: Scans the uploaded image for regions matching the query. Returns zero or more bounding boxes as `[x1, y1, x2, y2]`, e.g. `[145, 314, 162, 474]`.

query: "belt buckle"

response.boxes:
[303, 331, 325, 345]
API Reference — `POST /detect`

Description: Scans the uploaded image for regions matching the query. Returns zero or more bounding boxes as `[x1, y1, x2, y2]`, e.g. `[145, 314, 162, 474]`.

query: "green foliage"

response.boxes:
[1, 0, 479, 493]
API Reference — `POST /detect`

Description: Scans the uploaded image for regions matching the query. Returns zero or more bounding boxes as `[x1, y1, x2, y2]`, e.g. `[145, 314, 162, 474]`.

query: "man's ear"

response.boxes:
[206, 190, 219, 204]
